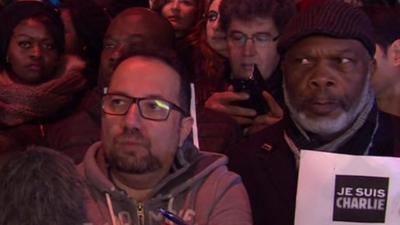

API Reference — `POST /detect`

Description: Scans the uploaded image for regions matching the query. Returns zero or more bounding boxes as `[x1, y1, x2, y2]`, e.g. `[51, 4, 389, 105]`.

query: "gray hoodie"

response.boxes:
[78, 141, 252, 225]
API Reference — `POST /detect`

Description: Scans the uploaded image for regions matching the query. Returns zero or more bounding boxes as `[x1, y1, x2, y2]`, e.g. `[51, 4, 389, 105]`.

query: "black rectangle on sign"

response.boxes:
[333, 175, 389, 223]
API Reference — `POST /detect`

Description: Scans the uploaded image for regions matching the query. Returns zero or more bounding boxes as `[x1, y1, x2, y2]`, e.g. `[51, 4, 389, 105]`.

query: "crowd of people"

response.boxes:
[0, 0, 399, 225]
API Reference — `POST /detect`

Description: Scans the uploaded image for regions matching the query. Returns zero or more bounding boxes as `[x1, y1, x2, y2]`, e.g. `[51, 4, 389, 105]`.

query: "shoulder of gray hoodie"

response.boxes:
[77, 140, 253, 225]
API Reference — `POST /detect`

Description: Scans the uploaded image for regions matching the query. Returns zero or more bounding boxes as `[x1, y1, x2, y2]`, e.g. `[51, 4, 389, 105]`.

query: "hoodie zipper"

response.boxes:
[137, 202, 145, 225]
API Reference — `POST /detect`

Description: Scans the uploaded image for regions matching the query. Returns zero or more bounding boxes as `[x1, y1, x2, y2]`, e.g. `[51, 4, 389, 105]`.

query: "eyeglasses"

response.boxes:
[228, 31, 279, 47]
[102, 93, 188, 121]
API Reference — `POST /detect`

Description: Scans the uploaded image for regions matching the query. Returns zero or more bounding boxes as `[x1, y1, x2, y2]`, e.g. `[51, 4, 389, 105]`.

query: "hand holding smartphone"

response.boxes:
[231, 65, 269, 115]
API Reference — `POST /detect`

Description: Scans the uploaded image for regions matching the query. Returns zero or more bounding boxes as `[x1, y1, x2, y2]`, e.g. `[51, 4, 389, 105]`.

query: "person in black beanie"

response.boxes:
[227, 1, 400, 225]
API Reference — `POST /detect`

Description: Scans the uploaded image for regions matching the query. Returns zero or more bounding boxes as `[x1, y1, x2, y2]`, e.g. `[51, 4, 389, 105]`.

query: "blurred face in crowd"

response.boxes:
[206, 0, 228, 57]
[227, 17, 280, 80]
[102, 56, 193, 179]
[161, 0, 198, 38]
[61, 9, 82, 55]
[372, 44, 397, 97]
[7, 18, 59, 85]
[282, 36, 375, 140]
[100, 13, 163, 86]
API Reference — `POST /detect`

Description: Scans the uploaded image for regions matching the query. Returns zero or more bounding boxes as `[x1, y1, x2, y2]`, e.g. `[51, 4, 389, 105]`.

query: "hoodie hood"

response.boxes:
[78, 139, 251, 225]
[79, 139, 228, 199]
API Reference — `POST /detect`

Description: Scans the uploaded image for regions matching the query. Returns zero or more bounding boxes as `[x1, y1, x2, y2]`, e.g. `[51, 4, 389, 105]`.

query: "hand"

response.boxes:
[246, 91, 283, 135]
[205, 85, 257, 125]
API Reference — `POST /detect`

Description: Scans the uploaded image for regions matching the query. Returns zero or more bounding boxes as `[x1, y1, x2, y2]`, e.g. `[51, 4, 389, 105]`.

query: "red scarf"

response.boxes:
[0, 56, 87, 127]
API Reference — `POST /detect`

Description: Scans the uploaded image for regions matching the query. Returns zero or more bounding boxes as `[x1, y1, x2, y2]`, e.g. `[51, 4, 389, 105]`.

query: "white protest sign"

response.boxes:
[295, 150, 400, 225]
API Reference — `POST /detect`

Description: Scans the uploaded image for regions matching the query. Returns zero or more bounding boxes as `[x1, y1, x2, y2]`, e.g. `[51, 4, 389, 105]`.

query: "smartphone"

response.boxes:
[231, 65, 269, 115]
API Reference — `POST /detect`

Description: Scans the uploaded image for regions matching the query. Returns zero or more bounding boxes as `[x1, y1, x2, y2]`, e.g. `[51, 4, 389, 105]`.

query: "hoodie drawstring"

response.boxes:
[106, 193, 118, 225]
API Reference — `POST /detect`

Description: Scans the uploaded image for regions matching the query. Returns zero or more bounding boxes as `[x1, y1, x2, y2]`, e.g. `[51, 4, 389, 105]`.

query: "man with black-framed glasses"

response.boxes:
[78, 49, 252, 225]
[102, 94, 189, 121]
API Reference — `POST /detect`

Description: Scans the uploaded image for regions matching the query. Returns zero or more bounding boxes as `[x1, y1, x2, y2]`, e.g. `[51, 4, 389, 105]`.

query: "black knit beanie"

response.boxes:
[0, 1, 65, 69]
[278, 0, 375, 57]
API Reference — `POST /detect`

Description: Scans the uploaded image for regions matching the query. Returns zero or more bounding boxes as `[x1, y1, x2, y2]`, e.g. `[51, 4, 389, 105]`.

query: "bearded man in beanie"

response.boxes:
[227, 1, 400, 225]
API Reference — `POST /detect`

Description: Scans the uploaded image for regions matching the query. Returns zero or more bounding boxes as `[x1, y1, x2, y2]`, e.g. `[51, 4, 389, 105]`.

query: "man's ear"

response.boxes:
[178, 117, 194, 147]
[388, 39, 400, 67]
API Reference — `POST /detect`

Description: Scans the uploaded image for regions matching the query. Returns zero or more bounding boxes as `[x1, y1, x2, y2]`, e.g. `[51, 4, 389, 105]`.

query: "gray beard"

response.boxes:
[283, 72, 374, 138]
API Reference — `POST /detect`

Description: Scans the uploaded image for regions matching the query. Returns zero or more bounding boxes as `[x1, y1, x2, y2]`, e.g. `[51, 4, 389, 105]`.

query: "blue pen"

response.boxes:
[159, 208, 188, 225]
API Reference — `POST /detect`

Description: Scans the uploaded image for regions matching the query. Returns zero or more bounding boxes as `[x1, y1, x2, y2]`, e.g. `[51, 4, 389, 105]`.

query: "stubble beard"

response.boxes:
[107, 128, 162, 175]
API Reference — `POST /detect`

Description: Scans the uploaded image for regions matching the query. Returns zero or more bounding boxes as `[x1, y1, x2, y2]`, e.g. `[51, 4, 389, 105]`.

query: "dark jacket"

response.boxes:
[227, 110, 400, 225]
[197, 109, 242, 153]
[0, 110, 99, 163]
[195, 66, 284, 153]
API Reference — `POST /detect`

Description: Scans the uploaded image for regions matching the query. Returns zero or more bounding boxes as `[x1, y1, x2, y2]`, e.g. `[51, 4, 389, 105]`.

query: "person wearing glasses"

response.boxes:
[78, 48, 252, 225]
[79, 7, 175, 135]
[177, 0, 243, 153]
[205, 0, 296, 136]
[228, 1, 400, 225]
